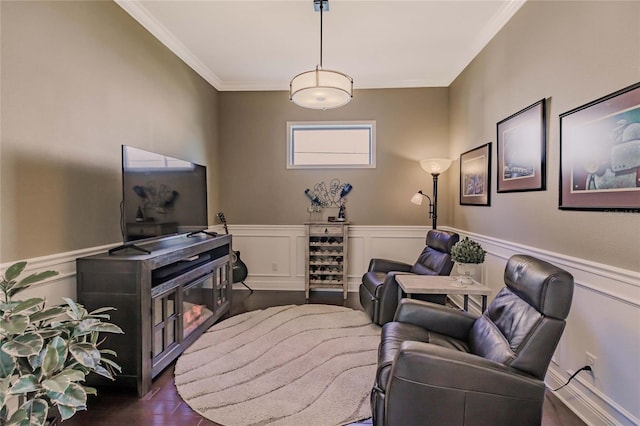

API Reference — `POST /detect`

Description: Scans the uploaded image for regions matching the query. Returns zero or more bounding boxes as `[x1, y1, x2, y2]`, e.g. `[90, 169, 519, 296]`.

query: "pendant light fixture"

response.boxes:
[290, 0, 353, 110]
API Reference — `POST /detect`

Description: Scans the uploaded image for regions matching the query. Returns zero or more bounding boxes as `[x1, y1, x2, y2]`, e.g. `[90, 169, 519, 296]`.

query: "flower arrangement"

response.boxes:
[451, 237, 486, 264]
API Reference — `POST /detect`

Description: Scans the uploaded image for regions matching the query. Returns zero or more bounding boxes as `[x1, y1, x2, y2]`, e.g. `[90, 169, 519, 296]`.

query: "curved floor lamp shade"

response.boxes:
[289, 0, 353, 110]
[410, 191, 428, 206]
[412, 158, 452, 229]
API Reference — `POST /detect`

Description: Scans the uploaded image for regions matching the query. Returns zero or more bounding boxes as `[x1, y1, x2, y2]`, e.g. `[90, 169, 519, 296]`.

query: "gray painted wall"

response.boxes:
[0, 1, 220, 261]
[448, 1, 640, 271]
[219, 88, 451, 226]
[2, 0, 637, 274]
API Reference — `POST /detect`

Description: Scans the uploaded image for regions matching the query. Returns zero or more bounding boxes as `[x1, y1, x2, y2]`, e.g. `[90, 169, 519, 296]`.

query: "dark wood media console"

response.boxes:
[76, 233, 232, 396]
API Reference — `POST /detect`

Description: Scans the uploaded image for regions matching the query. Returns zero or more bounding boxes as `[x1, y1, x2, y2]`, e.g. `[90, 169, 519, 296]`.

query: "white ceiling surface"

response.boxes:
[116, 0, 526, 91]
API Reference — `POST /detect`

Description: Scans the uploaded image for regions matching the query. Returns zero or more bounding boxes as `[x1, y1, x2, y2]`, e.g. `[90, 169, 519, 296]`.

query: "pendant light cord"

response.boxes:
[319, 1, 324, 68]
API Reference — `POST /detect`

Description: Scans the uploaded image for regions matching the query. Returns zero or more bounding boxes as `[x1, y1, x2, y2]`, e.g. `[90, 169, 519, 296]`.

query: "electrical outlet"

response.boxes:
[272, 262, 279, 272]
[585, 352, 597, 376]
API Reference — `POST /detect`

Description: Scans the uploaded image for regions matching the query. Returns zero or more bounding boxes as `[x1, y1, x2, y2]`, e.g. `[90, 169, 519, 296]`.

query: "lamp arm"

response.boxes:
[416, 191, 434, 219]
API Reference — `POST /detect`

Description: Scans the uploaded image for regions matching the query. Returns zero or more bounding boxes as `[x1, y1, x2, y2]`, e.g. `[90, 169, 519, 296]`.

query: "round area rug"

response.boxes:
[175, 304, 381, 426]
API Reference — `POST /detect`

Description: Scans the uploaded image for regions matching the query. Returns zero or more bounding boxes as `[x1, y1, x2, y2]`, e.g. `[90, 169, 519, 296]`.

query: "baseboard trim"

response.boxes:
[546, 367, 639, 426]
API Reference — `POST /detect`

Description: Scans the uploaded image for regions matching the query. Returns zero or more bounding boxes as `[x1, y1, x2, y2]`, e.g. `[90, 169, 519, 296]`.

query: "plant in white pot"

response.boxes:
[450, 237, 486, 286]
[0, 261, 123, 426]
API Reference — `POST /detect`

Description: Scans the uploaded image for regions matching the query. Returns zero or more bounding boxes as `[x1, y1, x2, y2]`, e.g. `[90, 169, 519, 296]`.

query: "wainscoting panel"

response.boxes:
[0, 243, 116, 312]
[225, 225, 429, 292]
[3, 225, 638, 426]
[347, 236, 366, 280]
[448, 229, 640, 426]
[232, 234, 292, 278]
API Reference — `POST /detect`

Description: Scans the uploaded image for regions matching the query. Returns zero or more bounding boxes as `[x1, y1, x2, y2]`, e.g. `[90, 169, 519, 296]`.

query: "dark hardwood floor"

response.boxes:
[64, 289, 585, 426]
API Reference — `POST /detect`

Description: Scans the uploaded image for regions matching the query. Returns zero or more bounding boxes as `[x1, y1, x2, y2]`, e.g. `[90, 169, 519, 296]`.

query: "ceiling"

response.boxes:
[115, 0, 525, 92]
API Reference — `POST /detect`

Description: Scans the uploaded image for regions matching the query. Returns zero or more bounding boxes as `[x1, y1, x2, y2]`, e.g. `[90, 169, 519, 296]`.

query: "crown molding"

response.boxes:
[114, 0, 224, 90]
[446, 0, 527, 85]
[115, 0, 526, 92]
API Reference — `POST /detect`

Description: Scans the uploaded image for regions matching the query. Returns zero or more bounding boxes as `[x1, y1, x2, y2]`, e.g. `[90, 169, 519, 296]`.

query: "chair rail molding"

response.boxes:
[5, 224, 638, 426]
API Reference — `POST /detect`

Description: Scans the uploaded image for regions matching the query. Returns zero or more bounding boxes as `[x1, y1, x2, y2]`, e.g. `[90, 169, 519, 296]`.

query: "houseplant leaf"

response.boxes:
[92, 364, 114, 380]
[56, 404, 77, 421]
[62, 298, 84, 321]
[46, 382, 86, 408]
[83, 322, 123, 335]
[41, 336, 67, 374]
[11, 299, 44, 315]
[69, 343, 100, 369]
[0, 348, 17, 379]
[41, 378, 68, 394]
[13, 271, 59, 288]
[35, 330, 61, 340]
[28, 306, 66, 323]
[6, 398, 48, 426]
[0, 314, 29, 335]
[9, 271, 59, 298]
[50, 369, 85, 383]
[2, 332, 44, 357]
[0, 375, 12, 407]
[88, 306, 116, 315]
[2, 262, 27, 283]
[10, 374, 38, 394]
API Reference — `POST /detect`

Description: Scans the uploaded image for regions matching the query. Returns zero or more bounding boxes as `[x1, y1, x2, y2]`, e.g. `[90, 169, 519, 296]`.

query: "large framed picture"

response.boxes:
[497, 99, 546, 192]
[560, 82, 640, 211]
[460, 142, 492, 206]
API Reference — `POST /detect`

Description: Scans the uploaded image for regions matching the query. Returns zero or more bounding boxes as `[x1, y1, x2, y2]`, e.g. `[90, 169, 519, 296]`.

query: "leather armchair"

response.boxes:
[371, 254, 574, 426]
[359, 230, 459, 326]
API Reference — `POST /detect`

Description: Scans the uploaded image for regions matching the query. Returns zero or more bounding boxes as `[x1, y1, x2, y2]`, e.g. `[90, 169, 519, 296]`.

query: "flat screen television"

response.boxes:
[121, 145, 208, 242]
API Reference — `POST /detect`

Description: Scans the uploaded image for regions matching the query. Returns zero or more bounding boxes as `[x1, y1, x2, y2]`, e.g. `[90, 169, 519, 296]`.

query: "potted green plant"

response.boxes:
[0, 261, 123, 426]
[450, 237, 486, 285]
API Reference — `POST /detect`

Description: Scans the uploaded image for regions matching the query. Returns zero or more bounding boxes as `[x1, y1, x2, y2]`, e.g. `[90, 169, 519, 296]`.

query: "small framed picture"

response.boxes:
[559, 82, 640, 211]
[460, 142, 492, 206]
[497, 99, 546, 193]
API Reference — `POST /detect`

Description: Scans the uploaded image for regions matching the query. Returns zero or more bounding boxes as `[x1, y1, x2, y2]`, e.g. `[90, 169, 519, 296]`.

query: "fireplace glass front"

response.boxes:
[183, 274, 215, 339]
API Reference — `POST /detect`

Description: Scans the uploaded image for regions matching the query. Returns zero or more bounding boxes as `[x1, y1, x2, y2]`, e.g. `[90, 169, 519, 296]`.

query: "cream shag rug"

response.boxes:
[175, 304, 381, 426]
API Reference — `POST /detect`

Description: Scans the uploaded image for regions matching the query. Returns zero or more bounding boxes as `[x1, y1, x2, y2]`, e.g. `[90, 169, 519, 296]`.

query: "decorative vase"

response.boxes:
[456, 263, 477, 286]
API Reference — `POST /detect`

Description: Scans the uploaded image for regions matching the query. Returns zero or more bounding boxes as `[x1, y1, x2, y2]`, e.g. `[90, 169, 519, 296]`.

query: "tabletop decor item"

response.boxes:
[559, 82, 640, 211]
[497, 99, 546, 193]
[460, 143, 492, 206]
[304, 179, 353, 221]
[0, 262, 122, 426]
[450, 237, 486, 286]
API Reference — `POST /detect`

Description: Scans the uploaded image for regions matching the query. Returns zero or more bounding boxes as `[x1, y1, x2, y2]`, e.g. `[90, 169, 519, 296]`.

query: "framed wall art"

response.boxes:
[460, 142, 492, 206]
[497, 99, 546, 192]
[559, 82, 640, 211]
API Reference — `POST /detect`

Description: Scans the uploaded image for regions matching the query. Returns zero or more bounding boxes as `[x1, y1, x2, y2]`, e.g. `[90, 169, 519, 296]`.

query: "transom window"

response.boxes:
[287, 121, 376, 169]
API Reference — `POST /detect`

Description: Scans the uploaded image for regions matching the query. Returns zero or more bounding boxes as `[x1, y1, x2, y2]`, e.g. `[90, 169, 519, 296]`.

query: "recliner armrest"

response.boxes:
[391, 341, 544, 395]
[394, 298, 477, 341]
[385, 341, 545, 425]
[368, 258, 413, 273]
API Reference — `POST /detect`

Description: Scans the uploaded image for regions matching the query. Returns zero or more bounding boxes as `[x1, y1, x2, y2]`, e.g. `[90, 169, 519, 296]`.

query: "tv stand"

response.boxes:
[77, 233, 232, 396]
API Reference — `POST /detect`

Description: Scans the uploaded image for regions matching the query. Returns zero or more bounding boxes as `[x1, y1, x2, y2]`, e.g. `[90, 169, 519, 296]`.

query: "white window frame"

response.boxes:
[286, 121, 376, 169]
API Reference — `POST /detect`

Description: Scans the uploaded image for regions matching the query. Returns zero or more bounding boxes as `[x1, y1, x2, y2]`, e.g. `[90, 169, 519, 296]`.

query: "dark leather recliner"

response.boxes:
[359, 230, 459, 326]
[371, 254, 574, 426]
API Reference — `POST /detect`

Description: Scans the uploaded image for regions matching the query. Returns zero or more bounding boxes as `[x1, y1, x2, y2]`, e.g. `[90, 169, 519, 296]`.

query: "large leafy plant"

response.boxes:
[0, 262, 123, 426]
[451, 237, 486, 264]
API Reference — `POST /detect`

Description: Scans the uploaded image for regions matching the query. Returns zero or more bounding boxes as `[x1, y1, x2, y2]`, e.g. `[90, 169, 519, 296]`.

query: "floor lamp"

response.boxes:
[411, 158, 452, 229]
